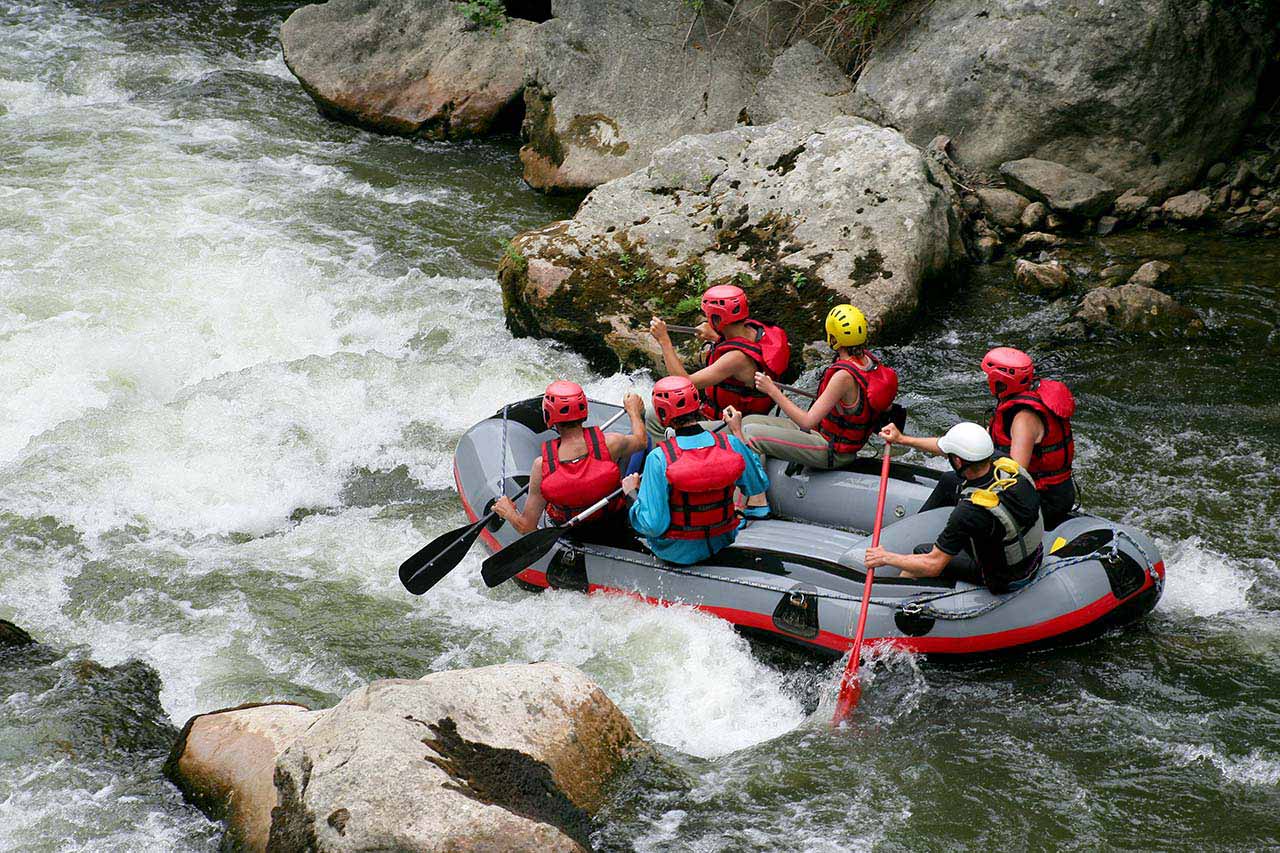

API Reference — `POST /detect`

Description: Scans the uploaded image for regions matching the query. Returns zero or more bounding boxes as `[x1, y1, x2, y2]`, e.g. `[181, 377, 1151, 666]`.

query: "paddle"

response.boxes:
[480, 486, 624, 588]
[831, 441, 893, 726]
[398, 408, 628, 595]
[664, 323, 703, 336]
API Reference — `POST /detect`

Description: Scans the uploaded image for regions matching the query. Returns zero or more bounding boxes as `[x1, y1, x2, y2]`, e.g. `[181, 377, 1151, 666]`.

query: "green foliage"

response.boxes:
[790, 270, 808, 289]
[618, 252, 633, 269]
[625, 266, 650, 286]
[501, 239, 527, 274]
[673, 294, 703, 315]
[735, 272, 757, 290]
[455, 0, 506, 30]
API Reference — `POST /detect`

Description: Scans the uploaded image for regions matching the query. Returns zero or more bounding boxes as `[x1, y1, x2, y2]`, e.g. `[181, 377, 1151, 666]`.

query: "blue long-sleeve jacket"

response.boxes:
[628, 428, 769, 565]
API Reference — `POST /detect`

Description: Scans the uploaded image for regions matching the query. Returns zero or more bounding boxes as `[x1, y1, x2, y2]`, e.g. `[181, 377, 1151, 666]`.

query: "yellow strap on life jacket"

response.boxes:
[966, 457, 1024, 508]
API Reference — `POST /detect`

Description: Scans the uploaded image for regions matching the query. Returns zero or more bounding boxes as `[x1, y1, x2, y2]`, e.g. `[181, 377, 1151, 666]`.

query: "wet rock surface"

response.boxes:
[165, 662, 643, 853]
[999, 158, 1117, 219]
[856, 0, 1271, 196]
[280, 0, 537, 139]
[501, 117, 963, 371]
[1072, 282, 1205, 336]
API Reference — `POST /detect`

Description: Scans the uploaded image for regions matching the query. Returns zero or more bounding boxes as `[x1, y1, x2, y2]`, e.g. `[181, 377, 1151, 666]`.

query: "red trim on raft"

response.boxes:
[455, 469, 1163, 654]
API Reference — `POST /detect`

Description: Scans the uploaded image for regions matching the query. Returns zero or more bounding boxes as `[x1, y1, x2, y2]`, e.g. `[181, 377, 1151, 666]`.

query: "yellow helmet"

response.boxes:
[825, 304, 868, 349]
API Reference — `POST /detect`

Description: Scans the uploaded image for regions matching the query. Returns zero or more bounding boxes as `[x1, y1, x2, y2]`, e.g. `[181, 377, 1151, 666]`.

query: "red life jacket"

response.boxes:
[815, 353, 899, 455]
[661, 433, 746, 540]
[701, 320, 791, 418]
[988, 380, 1076, 488]
[539, 427, 623, 525]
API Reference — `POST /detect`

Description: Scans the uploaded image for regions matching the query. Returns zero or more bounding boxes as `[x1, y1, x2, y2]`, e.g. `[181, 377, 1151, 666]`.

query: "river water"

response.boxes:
[1, 2, 1277, 850]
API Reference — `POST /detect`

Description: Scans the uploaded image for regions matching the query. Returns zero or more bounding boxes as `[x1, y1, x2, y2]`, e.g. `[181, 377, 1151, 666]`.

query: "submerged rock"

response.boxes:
[280, 0, 537, 139]
[0, 619, 33, 648]
[501, 117, 963, 371]
[1074, 283, 1204, 336]
[855, 0, 1270, 196]
[1127, 260, 1175, 289]
[166, 662, 643, 853]
[999, 159, 1117, 219]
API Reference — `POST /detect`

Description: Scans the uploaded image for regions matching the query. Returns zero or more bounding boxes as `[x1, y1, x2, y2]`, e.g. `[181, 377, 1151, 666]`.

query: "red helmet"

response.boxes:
[701, 284, 749, 331]
[542, 380, 589, 427]
[981, 347, 1035, 397]
[652, 376, 701, 426]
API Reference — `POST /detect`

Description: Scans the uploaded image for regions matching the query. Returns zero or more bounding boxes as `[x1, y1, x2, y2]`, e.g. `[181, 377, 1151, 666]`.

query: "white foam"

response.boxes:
[1156, 536, 1257, 617]
[1168, 743, 1280, 788]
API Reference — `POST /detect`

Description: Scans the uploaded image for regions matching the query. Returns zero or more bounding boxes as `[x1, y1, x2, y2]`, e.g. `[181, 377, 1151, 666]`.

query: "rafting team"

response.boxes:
[494, 283, 1077, 596]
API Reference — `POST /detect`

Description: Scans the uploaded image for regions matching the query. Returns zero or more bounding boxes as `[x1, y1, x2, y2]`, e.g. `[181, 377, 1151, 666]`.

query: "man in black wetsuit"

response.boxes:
[866, 422, 1046, 594]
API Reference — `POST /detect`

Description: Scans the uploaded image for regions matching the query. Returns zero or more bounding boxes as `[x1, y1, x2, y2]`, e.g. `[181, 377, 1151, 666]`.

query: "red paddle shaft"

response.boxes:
[832, 443, 893, 726]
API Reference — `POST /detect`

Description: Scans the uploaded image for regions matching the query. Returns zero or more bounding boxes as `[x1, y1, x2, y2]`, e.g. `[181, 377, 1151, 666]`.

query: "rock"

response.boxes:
[280, 0, 538, 139]
[743, 40, 888, 128]
[1225, 217, 1264, 237]
[1096, 216, 1120, 237]
[1014, 259, 1070, 296]
[1233, 205, 1254, 216]
[1206, 162, 1228, 182]
[999, 159, 1117, 218]
[269, 662, 642, 853]
[1162, 190, 1213, 223]
[961, 194, 982, 214]
[165, 703, 322, 852]
[501, 118, 962, 371]
[1075, 283, 1204, 336]
[976, 188, 1030, 229]
[1045, 213, 1069, 232]
[1015, 232, 1063, 254]
[1213, 185, 1233, 208]
[1113, 189, 1150, 218]
[1127, 260, 1174, 289]
[521, 1, 796, 192]
[855, 0, 1268, 196]
[1020, 201, 1047, 231]
[975, 234, 1002, 263]
[0, 619, 33, 649]
[1231, 163, 1255, 190]
[1265, 207, 1280, 228]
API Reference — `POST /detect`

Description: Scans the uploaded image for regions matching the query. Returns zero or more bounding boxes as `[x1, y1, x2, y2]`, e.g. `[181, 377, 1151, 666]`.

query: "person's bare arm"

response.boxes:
[880, 423, 942, 456]
[680, 348, 746, 391]
[864, 544, 953, 578]
[756, 370, 854, 431]
[492, 460, 546, 535]
[605, 393, 648, 458]
[650, 318, 691, 379]
[1007, 409, 1046, 469]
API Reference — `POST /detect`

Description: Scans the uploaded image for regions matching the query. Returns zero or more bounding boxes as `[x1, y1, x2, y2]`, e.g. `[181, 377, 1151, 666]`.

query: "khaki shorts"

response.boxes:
[740, 415, 860, 470]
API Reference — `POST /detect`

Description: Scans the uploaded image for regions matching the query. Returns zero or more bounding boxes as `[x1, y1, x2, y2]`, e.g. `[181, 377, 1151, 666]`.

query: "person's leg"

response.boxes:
[920, 470, 965, 513]
[644, 407, 667, 444]
[1039, 479, 1076, 530]
[740, 416, 835, 468]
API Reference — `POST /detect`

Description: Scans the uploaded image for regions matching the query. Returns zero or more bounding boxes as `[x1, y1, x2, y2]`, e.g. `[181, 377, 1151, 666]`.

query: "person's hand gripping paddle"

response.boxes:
[398, 408, 627, 596]
[831, 441, 893, 726]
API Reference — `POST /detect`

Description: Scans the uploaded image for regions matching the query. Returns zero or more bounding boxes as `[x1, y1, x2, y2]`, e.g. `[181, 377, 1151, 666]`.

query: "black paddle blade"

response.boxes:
[480, 525, 567, 588]
[398, 521, 484, 595]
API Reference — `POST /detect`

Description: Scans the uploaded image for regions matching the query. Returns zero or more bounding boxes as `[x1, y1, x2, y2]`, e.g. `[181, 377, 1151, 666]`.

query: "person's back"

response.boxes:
[942, 458, 1044, 592]
[622, 377, 768, 565]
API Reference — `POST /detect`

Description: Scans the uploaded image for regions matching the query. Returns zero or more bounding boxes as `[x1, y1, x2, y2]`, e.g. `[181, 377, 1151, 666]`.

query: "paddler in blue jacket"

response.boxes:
[622, 376, 768, 565]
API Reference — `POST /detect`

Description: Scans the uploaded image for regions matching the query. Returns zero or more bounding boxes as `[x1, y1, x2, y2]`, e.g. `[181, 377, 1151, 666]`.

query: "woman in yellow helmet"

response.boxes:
[738, 305, 900, 514]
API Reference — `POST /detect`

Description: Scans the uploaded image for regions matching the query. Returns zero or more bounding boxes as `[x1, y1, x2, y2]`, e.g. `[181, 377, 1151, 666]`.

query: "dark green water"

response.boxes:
[1, 2, 1276, 850]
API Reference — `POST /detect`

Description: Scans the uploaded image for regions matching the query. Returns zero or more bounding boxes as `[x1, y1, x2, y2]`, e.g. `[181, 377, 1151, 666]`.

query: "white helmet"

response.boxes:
[937, 422, 994, 462]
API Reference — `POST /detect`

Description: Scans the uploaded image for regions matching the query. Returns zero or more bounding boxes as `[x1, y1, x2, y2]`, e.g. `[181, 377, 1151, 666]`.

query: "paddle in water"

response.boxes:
[398, 407, 627, 595]
[831, 441, 894, 725]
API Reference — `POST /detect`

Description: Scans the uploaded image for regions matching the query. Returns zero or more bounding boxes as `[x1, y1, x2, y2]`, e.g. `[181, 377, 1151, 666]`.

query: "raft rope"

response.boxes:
[499, 404, 509, 499]
[571, 529, 1160, 622]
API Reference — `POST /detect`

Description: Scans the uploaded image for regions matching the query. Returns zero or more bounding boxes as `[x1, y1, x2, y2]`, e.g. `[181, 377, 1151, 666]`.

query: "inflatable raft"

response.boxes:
[454, 397, 1165, 658]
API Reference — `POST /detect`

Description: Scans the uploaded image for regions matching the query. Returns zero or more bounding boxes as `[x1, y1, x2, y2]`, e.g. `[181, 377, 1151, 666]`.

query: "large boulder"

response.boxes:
[1073, 283, 1205, 336]
[167, 663, 643, 853]
[280, 0, 539, 138]
[501, 117, 963, 371]
[519, 0, 879, 192]
[165, 703, 323, 852]
[855, 0, 1271, 196]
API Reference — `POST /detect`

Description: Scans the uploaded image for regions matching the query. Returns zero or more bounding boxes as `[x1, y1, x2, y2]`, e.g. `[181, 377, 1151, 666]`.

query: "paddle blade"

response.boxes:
[398, 521, 484, 595]
[481, 525, 566, 588]
[831, 651, 863, 726]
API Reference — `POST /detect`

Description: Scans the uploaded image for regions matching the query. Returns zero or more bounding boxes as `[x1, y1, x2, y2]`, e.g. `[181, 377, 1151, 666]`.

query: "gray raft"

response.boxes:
[455, 398, 1165, 657]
